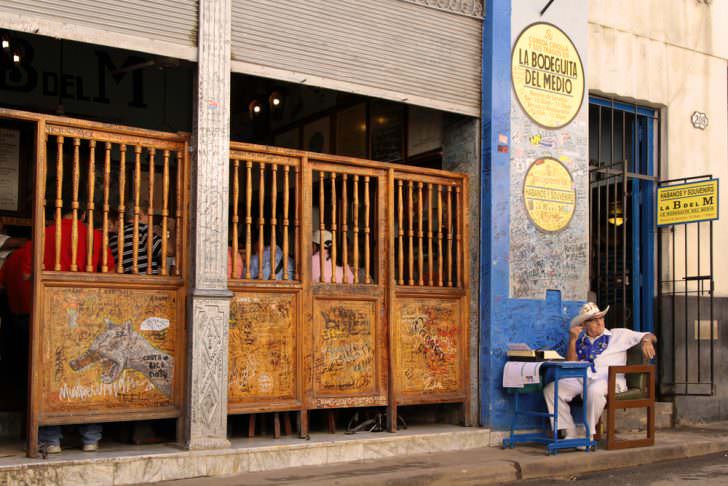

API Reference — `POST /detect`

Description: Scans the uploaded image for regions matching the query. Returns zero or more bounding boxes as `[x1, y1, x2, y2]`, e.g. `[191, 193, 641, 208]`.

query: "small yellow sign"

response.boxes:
[511, 23, 585, 129]
[657, 179, 719, 226]
[523, 158, 576, 232]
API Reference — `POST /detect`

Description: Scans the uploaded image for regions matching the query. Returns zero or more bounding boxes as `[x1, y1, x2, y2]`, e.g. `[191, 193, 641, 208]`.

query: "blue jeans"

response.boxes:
[39, 424, 103, 446]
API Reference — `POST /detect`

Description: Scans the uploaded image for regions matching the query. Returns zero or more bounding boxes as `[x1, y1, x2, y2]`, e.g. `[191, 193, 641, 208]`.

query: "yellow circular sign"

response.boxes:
[512, 23, 584, 129]
[523, 158, 576, 232]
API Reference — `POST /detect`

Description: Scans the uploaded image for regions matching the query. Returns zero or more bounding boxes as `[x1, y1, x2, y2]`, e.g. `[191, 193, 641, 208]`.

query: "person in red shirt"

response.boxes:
[0, 244, 33, 412]
[1, 243, 32, 315]
[9, 197, 114, 453]
[20, 210, 114, 277]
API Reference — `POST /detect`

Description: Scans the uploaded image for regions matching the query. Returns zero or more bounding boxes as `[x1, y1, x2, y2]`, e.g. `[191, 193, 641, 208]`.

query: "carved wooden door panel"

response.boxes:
[305, 160, 388, 410]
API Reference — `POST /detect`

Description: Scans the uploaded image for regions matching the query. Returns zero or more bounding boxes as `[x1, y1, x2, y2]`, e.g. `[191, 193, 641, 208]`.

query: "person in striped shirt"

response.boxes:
[109, 205, 163, 275]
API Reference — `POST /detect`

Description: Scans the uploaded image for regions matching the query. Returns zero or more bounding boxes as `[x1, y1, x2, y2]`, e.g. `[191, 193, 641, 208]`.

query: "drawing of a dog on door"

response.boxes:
[69, 319, 174, 397]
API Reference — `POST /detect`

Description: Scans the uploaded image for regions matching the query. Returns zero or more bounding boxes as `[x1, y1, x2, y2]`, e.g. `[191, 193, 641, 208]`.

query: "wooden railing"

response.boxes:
[393, 174, 462, 288]
[228, 145, 299, 281]
[0, 108, 191, 457]
[40, 122, 187, 277]
[226, 143, 469, 434]
[0, 107, 467, 452]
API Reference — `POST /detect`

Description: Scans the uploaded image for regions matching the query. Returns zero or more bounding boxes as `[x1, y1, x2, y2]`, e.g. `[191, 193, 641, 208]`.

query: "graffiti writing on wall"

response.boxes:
[69, 319, 173, 396]
[396, 299, 460, 394]
[314, 300, 375, 395]
[228, 293, 296, 402]
[42, 287, 177, 414]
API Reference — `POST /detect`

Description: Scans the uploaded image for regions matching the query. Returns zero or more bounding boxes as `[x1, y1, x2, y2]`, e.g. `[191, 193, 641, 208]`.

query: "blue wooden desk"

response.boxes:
[502, 361, 596, 455]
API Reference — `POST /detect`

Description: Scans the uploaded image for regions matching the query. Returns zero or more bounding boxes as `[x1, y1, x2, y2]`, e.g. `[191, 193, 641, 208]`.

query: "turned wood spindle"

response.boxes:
[70, 138, 80, 272]
[54, 136, 64, 271]
[85, 140, 96, 272]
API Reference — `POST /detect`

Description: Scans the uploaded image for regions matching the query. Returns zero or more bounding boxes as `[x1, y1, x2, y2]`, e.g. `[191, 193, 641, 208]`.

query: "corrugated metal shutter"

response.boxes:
[0, 0, 198, 60]
[231, 0, 482, 117]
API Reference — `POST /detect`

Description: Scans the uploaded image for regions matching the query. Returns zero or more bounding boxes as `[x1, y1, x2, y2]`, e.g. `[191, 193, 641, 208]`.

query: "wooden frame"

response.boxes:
[595, 364, 656, 450]
[0, 108, 191, 458]
[225, 142, 470, 436]
[1, 105, 468, 456]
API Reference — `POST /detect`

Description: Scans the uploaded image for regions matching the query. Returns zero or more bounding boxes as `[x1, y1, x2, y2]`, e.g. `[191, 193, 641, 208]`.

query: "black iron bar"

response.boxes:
[622, 111, 627, 328]
[597, 105, 603, 307]
[684, 220, 689, 387]
[697, 220, 701, 383]
[661, 174, 713, 184]
[539, 0, 555, 16]
[710, 219, 714, 392]
[591, 167, 657, 181]
[672, 194, 677, 387]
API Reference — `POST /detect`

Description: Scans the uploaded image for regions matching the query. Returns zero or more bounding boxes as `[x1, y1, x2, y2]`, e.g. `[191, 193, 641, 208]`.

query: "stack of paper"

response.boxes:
[503, 361, 544, 388]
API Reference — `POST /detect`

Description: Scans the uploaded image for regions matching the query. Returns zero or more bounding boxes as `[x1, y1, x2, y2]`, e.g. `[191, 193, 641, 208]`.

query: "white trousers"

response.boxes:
[543, 378, 608, 436]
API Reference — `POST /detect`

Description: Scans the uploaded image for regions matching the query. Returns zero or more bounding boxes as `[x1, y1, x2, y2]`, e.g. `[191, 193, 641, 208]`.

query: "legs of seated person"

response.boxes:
[39, 424, 102, 449]
[39, 425, 62, 447]
[543, 378, 608, 437]
[80, 424, 102, 445]
[544, 378, 582, 437]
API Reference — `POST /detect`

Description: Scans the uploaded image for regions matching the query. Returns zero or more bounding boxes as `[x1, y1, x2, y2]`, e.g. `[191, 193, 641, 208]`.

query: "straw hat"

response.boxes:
[313, 230, 333, 246]
[570, 302, 610, 328]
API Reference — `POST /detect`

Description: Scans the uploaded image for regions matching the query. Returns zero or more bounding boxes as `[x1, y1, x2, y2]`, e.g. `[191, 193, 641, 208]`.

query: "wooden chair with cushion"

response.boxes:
[594, 347, 656, 450]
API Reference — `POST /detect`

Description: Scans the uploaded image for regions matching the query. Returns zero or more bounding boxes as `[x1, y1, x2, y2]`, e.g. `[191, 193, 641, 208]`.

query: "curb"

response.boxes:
[281, 436, 728, 486]
[518, 436, 728, 481]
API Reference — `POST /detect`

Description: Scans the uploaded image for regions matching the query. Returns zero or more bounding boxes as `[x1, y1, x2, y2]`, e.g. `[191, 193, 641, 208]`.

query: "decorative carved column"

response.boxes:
[184, 0, 232, 450]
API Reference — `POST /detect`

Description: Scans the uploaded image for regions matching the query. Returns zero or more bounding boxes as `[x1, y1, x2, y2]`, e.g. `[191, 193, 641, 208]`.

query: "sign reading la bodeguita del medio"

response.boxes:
[523, 157, 576, 232]
[511, 22, 585, 129]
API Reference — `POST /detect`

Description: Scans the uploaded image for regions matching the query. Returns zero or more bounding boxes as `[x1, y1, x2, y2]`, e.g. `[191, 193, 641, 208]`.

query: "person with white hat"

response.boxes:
[542, 302, 657, 443]
[312, 229, 355, 284]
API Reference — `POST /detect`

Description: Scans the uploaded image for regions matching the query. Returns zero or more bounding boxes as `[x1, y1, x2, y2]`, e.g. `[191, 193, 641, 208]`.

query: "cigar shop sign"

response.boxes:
[523, 157, 576, 232]
[511, 22, 585, 129]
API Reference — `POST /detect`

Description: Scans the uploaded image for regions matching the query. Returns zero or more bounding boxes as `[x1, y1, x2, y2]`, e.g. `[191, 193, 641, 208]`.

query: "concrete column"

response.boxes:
[184, 0, 232, 450]
[443, 114, 481, 426]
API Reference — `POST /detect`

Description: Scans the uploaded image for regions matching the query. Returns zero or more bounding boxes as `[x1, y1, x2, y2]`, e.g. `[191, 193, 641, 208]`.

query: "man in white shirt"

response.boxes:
[543, 302, 657, 440]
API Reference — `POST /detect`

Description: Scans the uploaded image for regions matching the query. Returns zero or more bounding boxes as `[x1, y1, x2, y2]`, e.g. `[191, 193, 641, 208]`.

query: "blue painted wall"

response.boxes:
[480, 0, 587, 429]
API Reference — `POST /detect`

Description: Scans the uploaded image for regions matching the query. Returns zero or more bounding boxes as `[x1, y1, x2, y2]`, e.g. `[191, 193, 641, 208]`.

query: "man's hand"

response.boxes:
[569, 324, 583, 340]
[641, 334, 657, 360]
[566, 324, 582, 361]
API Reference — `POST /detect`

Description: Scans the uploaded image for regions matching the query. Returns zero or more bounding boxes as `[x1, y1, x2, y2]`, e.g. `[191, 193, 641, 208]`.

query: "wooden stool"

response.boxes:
[248, 412, 294, 439]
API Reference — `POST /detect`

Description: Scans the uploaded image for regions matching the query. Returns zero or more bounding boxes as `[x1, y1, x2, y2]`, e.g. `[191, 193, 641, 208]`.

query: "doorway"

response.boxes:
[588, 97, 658, 332]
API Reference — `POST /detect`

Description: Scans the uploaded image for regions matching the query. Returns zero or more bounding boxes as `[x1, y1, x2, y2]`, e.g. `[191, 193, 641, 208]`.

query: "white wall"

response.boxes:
[589, 0, 728, 295]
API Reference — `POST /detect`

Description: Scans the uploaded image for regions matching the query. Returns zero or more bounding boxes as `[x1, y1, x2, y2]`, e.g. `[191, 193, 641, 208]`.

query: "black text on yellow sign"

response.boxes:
[657, 179, 719, 226]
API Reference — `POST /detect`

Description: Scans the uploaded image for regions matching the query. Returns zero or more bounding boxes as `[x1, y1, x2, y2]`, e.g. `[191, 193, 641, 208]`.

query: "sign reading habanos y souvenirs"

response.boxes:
[511, 23, 585, 129]
[523, 157, 576, 232]
[657, 179, 719, 226]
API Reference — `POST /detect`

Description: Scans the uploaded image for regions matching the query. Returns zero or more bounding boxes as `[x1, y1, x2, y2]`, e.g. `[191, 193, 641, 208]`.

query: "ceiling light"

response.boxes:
[248, 99, 263, 119]
[608, 202, 625, 226]
[269, 91, 283, 109]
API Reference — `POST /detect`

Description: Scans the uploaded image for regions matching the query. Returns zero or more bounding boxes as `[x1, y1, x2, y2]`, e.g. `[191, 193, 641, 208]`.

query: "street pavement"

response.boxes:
[151, 423, 728, 486]
[517, 451, 728, 485]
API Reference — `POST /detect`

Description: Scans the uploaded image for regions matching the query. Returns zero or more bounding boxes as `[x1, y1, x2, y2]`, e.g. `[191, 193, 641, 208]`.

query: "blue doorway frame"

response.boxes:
[589, 96, 658, 333]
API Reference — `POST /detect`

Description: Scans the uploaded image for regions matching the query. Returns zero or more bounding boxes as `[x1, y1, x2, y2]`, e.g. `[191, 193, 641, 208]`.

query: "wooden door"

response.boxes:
[304, 159, 389, 410]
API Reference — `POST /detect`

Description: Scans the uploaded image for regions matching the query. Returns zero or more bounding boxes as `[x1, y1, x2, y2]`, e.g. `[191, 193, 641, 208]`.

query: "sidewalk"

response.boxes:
[155, 423, 728, 485]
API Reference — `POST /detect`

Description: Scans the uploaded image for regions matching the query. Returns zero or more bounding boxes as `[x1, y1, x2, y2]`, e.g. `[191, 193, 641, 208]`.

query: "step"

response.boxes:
[613, 401, 673, 432]
[0, 425, 490, 486]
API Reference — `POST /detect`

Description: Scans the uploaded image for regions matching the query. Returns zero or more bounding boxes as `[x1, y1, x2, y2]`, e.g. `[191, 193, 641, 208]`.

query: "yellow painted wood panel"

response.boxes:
[395, 298, 461, 395]
[313, 299, 376, 397]
[228, 292, 297, 403]
[41, 287, 177, 414]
